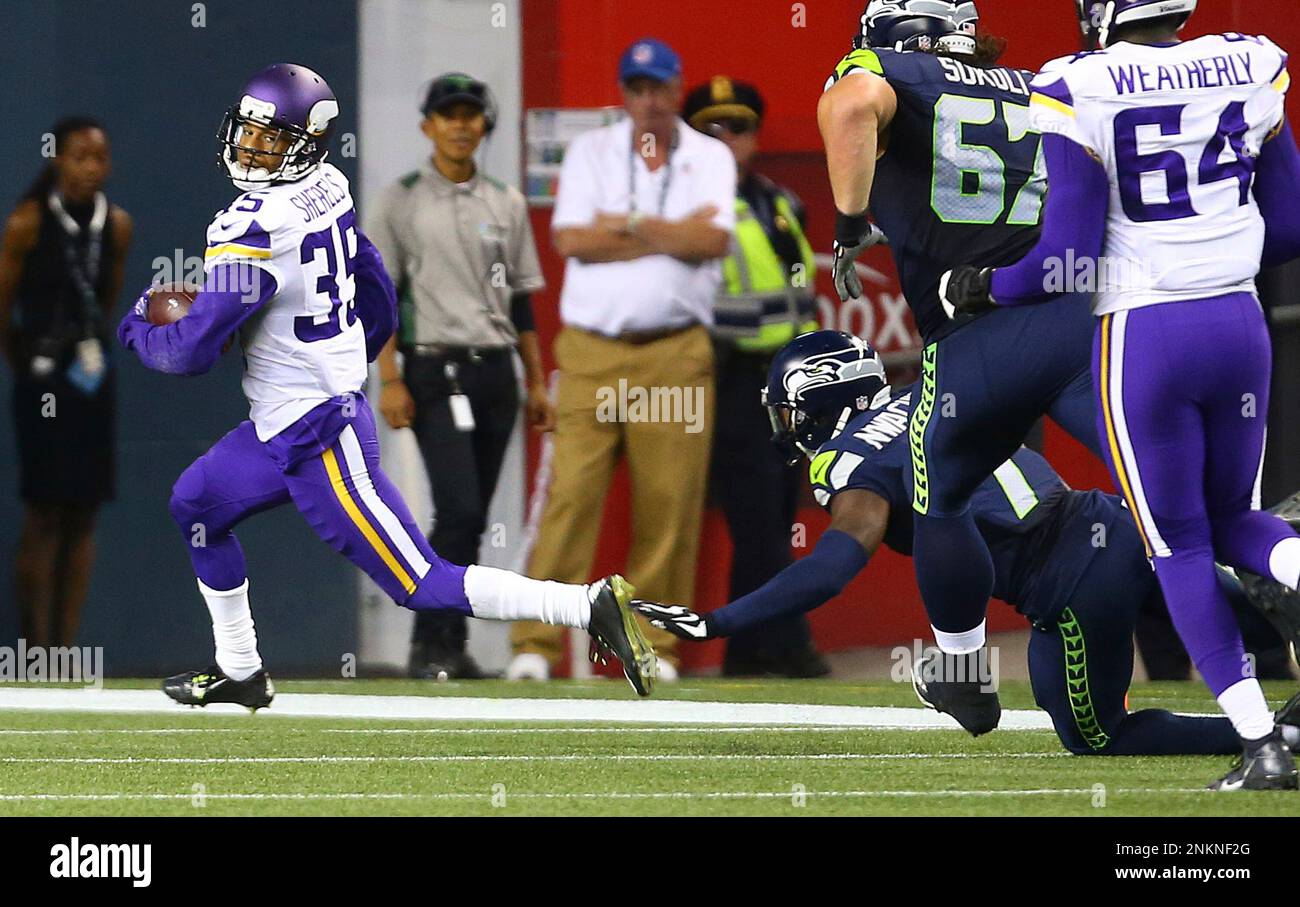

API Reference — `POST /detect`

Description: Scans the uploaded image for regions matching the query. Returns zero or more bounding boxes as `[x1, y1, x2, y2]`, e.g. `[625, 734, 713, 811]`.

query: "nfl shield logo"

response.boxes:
[856, 395, 870, 410]
[918, 35, 932, 50]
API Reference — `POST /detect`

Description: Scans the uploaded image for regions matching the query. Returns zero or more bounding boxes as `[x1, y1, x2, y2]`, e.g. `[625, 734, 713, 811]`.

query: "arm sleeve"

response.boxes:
[353, 230, 398, 361]
[510, 292, 535, 333]
[117, 263, 277, 375]
[989, 133, 1109, 306]
[707, 530, 871, 637]
[1258, 120, 1300, 268]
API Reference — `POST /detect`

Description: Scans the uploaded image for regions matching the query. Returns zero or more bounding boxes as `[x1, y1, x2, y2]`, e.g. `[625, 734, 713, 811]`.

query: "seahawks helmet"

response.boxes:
[218, 63, 340, 190]
[855, 0, 979, 55]
[764, 331, 892, 464]
[1076, 0, 1197, 50]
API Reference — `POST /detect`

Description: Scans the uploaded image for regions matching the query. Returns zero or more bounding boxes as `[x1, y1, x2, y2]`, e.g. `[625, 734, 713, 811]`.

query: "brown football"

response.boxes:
[146, 284, 200, 326]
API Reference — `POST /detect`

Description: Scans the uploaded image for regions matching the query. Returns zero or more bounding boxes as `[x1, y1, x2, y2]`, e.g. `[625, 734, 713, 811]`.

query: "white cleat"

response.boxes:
[656, 659, 679, 682]
[506, 652, 551, 681]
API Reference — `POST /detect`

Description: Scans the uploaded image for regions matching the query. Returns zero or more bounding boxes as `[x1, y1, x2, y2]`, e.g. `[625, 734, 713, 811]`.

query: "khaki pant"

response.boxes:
[512, 325, 715, 667]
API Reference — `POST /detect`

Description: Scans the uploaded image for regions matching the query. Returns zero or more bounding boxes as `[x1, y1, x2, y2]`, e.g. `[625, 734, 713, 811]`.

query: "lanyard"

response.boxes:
[628, 127, 677, 217]
[48, 191, 107, 328]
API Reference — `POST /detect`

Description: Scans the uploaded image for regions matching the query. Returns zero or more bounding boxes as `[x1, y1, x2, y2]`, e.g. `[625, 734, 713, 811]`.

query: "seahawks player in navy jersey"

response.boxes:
[635, 332, 1300, 755]
[818, 0, 1104, 736]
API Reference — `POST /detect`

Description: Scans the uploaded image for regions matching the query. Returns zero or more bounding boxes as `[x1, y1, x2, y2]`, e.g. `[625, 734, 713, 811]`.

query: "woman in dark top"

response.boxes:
[0, 117, 132, 647]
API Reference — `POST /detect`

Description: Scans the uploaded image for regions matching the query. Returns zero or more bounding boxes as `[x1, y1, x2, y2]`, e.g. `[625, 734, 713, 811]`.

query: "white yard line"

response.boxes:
[0, 788, 1208, 802]
[0, 726, 922, 736]
[0, 686, 1059, 729]
[0, 752, 1071, 764]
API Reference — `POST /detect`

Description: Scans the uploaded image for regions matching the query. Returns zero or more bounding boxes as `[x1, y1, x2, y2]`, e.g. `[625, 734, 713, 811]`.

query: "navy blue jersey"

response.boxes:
[808, 384, 1111, 622]
[827, 48, 1047, 342]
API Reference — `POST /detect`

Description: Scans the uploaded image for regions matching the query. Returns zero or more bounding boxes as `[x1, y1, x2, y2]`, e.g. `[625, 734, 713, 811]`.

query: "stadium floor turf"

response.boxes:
[0, 678, 1296, 817]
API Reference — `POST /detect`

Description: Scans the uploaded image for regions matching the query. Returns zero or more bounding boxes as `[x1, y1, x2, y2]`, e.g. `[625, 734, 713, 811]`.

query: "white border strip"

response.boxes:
[0, 687, 1057, 730]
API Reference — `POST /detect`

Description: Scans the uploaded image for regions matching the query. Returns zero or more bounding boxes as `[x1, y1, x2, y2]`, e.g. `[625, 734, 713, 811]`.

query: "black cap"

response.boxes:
[683, 76, 764, 131]
[421, 72, 490, 116]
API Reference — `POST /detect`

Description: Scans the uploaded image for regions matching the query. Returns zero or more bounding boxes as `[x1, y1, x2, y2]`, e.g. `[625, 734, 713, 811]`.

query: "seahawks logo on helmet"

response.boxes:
[782, 344, 886, 402]
[765, 331, 892, 463]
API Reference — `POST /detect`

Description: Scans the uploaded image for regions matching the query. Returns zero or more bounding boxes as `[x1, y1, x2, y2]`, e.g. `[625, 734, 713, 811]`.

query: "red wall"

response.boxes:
[518, 0, 1300, 671]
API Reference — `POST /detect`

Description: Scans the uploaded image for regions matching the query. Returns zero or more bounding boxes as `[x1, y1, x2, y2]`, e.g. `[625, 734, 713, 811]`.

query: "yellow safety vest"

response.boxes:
[716, 191, 819, 353]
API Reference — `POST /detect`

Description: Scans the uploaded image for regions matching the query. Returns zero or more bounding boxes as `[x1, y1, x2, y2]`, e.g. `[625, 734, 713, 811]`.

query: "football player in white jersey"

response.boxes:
[939, 2, 1300, 789]
[118, 64, 656, 706]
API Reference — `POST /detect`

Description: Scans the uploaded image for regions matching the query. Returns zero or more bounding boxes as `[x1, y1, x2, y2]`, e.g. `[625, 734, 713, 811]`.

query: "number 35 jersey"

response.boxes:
[826, 48, 1046, 343]
[204, 162, 367, 440]
[1029, 34, 1290, 316]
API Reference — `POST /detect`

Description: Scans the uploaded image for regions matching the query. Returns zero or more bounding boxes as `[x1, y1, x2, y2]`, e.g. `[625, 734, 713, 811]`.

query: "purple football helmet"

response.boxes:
[218, 63, 340, 190]
[1076, 0, 1197, 50]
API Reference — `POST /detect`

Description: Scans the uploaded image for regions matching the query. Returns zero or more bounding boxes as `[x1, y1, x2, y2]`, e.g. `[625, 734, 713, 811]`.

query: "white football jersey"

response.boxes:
[203, 162, 367, 440]
[1029, 34, 1290, 315]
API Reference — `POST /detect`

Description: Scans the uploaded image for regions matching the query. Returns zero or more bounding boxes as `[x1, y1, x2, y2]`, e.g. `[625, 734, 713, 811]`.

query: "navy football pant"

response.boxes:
[1028, 505, 1238, 756]
[910, 295, 1102, 638]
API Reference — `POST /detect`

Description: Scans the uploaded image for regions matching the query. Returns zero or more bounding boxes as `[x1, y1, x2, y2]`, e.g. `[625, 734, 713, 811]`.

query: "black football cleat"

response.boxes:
[912, 648, 1001, 737]
[163, 665, 275, 711]
[1238, 570, 1300, 668]
[1208, 731, 1298, 791]
[587, 575, 656, 697]
[1276, 689, 1300, 735]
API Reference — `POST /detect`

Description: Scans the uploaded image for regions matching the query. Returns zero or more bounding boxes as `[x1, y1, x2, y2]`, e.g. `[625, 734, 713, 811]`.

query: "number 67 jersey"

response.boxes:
[1029, 33, 1290, 316]
[204, 161, 366, 441]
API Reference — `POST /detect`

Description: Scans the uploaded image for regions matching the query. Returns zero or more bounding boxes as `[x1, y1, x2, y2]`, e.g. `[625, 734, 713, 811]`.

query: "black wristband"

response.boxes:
[835, 211, 871, 246]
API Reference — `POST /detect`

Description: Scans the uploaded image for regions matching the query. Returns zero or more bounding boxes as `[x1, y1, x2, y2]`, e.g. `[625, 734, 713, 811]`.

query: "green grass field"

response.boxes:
[0, 678, 1295, 816]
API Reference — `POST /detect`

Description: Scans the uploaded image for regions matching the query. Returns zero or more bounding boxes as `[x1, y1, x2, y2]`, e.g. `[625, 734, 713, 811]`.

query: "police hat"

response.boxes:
[683, 76, 765, 131]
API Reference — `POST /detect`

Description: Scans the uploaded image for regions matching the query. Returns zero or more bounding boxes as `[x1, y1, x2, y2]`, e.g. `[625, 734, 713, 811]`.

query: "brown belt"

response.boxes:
[577, 324, 697, 346]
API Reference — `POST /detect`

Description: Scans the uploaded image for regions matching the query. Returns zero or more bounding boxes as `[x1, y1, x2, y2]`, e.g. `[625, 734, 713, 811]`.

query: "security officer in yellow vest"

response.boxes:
[683, 78, 829, 677]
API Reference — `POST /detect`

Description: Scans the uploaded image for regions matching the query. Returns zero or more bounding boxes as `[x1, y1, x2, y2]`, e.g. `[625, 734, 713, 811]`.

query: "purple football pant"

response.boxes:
[1093, 292, 1296, 697]
[168, 394, 471, 613]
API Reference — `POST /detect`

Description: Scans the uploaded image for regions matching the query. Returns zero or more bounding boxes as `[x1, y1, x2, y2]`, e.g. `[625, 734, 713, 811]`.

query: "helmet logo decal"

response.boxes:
[306, 99, 339, 137]
[782, 350, 886, 401]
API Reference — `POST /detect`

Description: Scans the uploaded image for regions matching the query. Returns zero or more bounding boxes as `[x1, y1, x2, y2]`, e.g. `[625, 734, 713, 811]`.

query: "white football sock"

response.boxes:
[463, 565, 592, 628]
[932, 619, 986, 655]
[1281, 724, 1300, 749]
[1268, 536, 1300, 591]
[198, 579, 262, 682]
[1217, 678, 1275, 741]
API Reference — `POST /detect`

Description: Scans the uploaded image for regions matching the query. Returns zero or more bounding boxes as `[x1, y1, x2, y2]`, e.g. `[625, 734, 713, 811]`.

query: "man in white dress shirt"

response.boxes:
[509, 38, 736, 680]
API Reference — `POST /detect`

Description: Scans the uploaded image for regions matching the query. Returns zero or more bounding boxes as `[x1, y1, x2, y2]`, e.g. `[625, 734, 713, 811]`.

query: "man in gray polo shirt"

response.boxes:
[369, 72, 551, 679]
